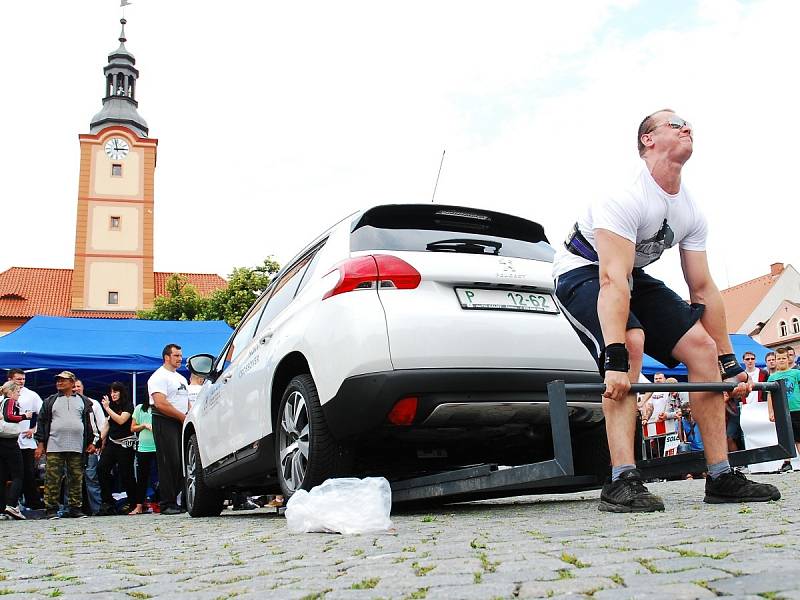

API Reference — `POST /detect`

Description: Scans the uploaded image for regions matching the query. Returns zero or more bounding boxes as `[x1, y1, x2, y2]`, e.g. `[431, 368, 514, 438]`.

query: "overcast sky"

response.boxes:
[1, 0, 797, 298]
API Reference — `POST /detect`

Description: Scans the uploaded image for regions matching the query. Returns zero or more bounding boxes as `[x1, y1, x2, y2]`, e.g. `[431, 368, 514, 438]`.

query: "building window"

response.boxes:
[110, 216, 121, 230]
[793, 318, 800, 334]
[108, 291, 119, 305]
[112, 163, 122, 177]
[780, 321, 788, 337]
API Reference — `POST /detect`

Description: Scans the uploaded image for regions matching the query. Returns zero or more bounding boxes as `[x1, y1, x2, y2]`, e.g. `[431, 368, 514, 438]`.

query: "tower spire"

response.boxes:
[89, 17, 149, 137]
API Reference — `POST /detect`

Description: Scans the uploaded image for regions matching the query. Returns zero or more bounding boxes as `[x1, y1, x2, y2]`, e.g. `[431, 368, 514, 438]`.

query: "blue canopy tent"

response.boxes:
[641, 333, 772, 379]
[0, 316, 232, 402]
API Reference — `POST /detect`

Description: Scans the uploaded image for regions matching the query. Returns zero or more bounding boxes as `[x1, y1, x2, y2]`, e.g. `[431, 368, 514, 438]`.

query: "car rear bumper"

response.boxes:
[322, 368, 602, 440]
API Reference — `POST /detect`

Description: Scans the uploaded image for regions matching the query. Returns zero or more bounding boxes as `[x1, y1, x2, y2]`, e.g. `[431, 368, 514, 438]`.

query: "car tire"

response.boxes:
[276, 373, 343, 498]
[185, 433, 224, 517]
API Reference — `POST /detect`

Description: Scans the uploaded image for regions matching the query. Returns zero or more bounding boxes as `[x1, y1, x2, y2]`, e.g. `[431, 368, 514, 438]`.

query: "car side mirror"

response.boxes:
[187, 354, 215, 378]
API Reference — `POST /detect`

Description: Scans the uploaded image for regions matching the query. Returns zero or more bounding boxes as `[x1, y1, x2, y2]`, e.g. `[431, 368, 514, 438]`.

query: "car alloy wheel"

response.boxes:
[278, 390, 310, 492]
[186, 438, 199, 509]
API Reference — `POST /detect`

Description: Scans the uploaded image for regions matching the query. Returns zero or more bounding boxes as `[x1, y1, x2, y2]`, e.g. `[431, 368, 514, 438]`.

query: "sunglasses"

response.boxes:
[648, 116, 692, 133]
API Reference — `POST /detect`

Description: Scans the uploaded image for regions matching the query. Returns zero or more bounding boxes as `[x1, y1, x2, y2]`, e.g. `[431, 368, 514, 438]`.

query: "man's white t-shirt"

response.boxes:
[647, 391, 672, 423]
[745, 368, 761, 404]
[552, 167, 708, 278]
[17, 387, 43, 450]
[147, 366, 189, 415]
[187, 384, 202, 409]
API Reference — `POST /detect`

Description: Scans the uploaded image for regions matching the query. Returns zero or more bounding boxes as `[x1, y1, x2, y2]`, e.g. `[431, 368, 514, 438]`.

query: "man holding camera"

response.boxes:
[552, 108, 780, 512]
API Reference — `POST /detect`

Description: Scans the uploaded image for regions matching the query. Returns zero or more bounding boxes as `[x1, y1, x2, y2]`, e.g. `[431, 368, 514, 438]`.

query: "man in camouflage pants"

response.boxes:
[34, 371, 99, 519]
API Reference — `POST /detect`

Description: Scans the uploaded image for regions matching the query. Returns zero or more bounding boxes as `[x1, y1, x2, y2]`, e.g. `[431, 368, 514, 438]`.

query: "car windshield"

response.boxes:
[350, 204, 554, 262]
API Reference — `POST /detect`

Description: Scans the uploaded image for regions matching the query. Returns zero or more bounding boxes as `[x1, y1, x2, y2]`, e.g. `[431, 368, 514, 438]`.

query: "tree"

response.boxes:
[137, 258, 281, 327]
[137, 274, 205, 321]
[202, 258, 281, 327]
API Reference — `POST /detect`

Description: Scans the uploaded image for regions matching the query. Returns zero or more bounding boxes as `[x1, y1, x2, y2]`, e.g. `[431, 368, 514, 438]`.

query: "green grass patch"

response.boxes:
[556, 569, 574, 580]
[473, 571, 483, 584]
[636, 558, 659, 573]
[127, 592, 153, 599]
[560, 552, 588, 568]
[352, 548, 365, 557]
[403, 588, 429, 600]
[610, 573, 625, 585]
[300, 590, 332, 600]
[351, 578, 380, 590]
[421, 515, 437, 523]
[470, 538, 487, 549]
[411, 561, 436, 577]
[477, 552, 500, 573]
[402, 545, 416, 552]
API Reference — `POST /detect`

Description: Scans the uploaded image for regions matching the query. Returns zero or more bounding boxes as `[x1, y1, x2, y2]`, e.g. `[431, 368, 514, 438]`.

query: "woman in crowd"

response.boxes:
[128, 393, 157, 514]
[97, 382, 137, 516]
[0, 381, 32, 520]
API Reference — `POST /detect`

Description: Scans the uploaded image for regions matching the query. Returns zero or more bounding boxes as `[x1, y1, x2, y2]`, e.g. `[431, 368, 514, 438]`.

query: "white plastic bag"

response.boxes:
[285, 477, 392, 534]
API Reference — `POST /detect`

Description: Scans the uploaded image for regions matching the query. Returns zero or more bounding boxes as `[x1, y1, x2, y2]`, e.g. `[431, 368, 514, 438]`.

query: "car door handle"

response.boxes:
[259, 331, 273, 345]
[222, 373, 233, 383]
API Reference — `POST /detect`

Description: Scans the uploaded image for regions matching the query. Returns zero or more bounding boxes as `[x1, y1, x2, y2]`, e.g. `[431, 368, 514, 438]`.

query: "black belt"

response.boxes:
[564, 222, 599, 262]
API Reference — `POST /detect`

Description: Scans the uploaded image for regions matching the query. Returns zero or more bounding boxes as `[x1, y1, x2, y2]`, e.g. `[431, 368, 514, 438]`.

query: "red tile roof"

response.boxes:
[720, 266, 784, 332]
[0, 267, 227, 319]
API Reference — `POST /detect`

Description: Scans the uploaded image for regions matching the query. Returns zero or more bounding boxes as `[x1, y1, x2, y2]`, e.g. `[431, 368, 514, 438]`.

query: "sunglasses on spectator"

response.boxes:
[744, 357, 756, 360]
[647, 116, 692, 133]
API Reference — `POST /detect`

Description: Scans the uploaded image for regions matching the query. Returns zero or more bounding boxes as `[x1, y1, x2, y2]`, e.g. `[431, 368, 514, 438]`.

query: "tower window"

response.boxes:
[111, 163, 122, 177]
[110, 216, 121, 230]
[108, 291, 119, 305]
[780, 321, 788, 337]
[793, 318, 800, 334]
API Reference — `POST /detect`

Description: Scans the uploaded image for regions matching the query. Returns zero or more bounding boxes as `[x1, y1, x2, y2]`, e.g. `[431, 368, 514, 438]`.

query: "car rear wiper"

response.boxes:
[425, 238, 502, 255]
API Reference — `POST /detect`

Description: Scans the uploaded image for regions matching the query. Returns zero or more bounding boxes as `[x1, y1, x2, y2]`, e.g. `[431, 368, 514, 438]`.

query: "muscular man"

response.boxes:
[552, 108, 780, 512]
[147, 344, 189, 515]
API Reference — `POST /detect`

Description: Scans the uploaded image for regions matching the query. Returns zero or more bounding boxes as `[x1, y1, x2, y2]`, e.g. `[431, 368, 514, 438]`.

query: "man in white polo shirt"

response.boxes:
[147, 343, 189, 515]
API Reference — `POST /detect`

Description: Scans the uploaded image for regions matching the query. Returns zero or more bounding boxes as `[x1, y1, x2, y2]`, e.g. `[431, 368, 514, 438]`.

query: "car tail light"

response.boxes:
[387, 396, 418, 426]
[323, 254, 421, 300]
[374, 254, 421, 290]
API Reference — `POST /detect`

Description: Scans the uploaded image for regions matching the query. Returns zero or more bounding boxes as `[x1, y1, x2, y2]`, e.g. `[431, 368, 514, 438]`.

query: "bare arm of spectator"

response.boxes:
[101, 396, 131, 425]
[131, 415, 151, 433]
[152, 391, 186, 422]
[642, 400, 654, 422]
[767, 392, 775, 422]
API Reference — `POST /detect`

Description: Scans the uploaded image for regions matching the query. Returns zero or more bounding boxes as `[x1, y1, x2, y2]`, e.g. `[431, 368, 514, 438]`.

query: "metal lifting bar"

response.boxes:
[390, 379, 795, 504]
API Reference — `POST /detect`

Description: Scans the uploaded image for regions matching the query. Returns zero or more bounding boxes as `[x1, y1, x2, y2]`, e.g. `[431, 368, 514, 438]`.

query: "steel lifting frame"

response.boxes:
[390, 380, 795, 503]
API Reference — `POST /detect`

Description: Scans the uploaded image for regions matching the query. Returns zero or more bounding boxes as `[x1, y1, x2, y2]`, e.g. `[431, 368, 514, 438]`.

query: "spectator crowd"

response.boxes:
[0, 343, 212, 520]
[637, 347, 800, 477]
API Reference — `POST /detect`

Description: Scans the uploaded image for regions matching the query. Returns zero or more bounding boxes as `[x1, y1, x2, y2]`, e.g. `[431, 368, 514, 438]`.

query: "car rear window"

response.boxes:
[350, 204, 555, 261]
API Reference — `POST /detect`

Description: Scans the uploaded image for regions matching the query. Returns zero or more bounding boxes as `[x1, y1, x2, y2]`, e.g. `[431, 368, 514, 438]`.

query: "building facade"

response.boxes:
[0, 18, 225, 336]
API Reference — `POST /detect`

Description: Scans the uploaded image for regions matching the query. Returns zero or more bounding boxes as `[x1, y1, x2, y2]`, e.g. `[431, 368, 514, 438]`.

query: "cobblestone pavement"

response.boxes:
[2, 473, 799, 599]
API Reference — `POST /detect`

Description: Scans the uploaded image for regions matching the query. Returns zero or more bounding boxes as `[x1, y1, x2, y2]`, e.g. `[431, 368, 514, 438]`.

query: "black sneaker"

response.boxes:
[46, 509, 60, 520]
[160, 505, 182, 515]
[62, 507, 89, 519]
[704, 469, 781, 503]
[599, 469, 666, 513]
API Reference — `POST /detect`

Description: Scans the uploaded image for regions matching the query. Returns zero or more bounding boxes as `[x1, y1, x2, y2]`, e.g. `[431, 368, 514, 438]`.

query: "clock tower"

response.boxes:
[72, 18, 156, 312]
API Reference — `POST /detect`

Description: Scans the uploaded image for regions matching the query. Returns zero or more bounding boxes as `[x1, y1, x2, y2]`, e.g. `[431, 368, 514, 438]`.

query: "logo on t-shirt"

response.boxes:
[635, 219, 675, 265]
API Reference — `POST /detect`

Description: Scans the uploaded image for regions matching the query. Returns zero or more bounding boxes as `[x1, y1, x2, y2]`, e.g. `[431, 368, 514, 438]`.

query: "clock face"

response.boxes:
[104, 137, 130, 160]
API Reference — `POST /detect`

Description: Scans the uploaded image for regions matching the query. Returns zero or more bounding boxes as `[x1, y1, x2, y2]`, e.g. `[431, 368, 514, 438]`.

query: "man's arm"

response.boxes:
[595, 229, 636, 400]
[152, 392, 186, 422]
[679, 248, 733, 354]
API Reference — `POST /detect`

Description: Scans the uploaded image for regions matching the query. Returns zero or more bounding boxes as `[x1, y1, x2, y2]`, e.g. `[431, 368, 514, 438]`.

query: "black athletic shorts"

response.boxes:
[554, 265, 705, 370]
[790, 411, 800, 443]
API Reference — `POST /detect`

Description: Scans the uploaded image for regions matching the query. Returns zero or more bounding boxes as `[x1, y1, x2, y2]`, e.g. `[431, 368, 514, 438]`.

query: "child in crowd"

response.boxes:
[767, 347, 800, 461]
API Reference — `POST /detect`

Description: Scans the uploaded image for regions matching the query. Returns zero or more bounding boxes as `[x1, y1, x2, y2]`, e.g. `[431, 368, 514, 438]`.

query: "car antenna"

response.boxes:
[431, 149, 446, 203]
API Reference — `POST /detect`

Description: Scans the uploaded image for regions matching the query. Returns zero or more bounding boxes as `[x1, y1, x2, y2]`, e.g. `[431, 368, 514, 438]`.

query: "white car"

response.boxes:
[183, 204, 603, 516]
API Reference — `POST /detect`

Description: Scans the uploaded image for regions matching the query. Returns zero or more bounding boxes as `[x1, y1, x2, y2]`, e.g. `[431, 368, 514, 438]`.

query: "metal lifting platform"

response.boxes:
[390, 380, 796, 504]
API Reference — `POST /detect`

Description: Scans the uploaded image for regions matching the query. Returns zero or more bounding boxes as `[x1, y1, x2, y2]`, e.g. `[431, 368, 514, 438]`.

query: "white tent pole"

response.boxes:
[133, 372, 137, 405]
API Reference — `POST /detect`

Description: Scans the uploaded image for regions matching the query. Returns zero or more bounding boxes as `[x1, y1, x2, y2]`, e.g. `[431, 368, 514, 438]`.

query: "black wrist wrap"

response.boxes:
[719, 353, 744, 380]
[603, 343, 629, 374]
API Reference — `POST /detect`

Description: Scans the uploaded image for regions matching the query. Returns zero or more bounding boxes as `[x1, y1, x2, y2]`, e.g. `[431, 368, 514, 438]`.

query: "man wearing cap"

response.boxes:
[34, 372, 99, 519]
